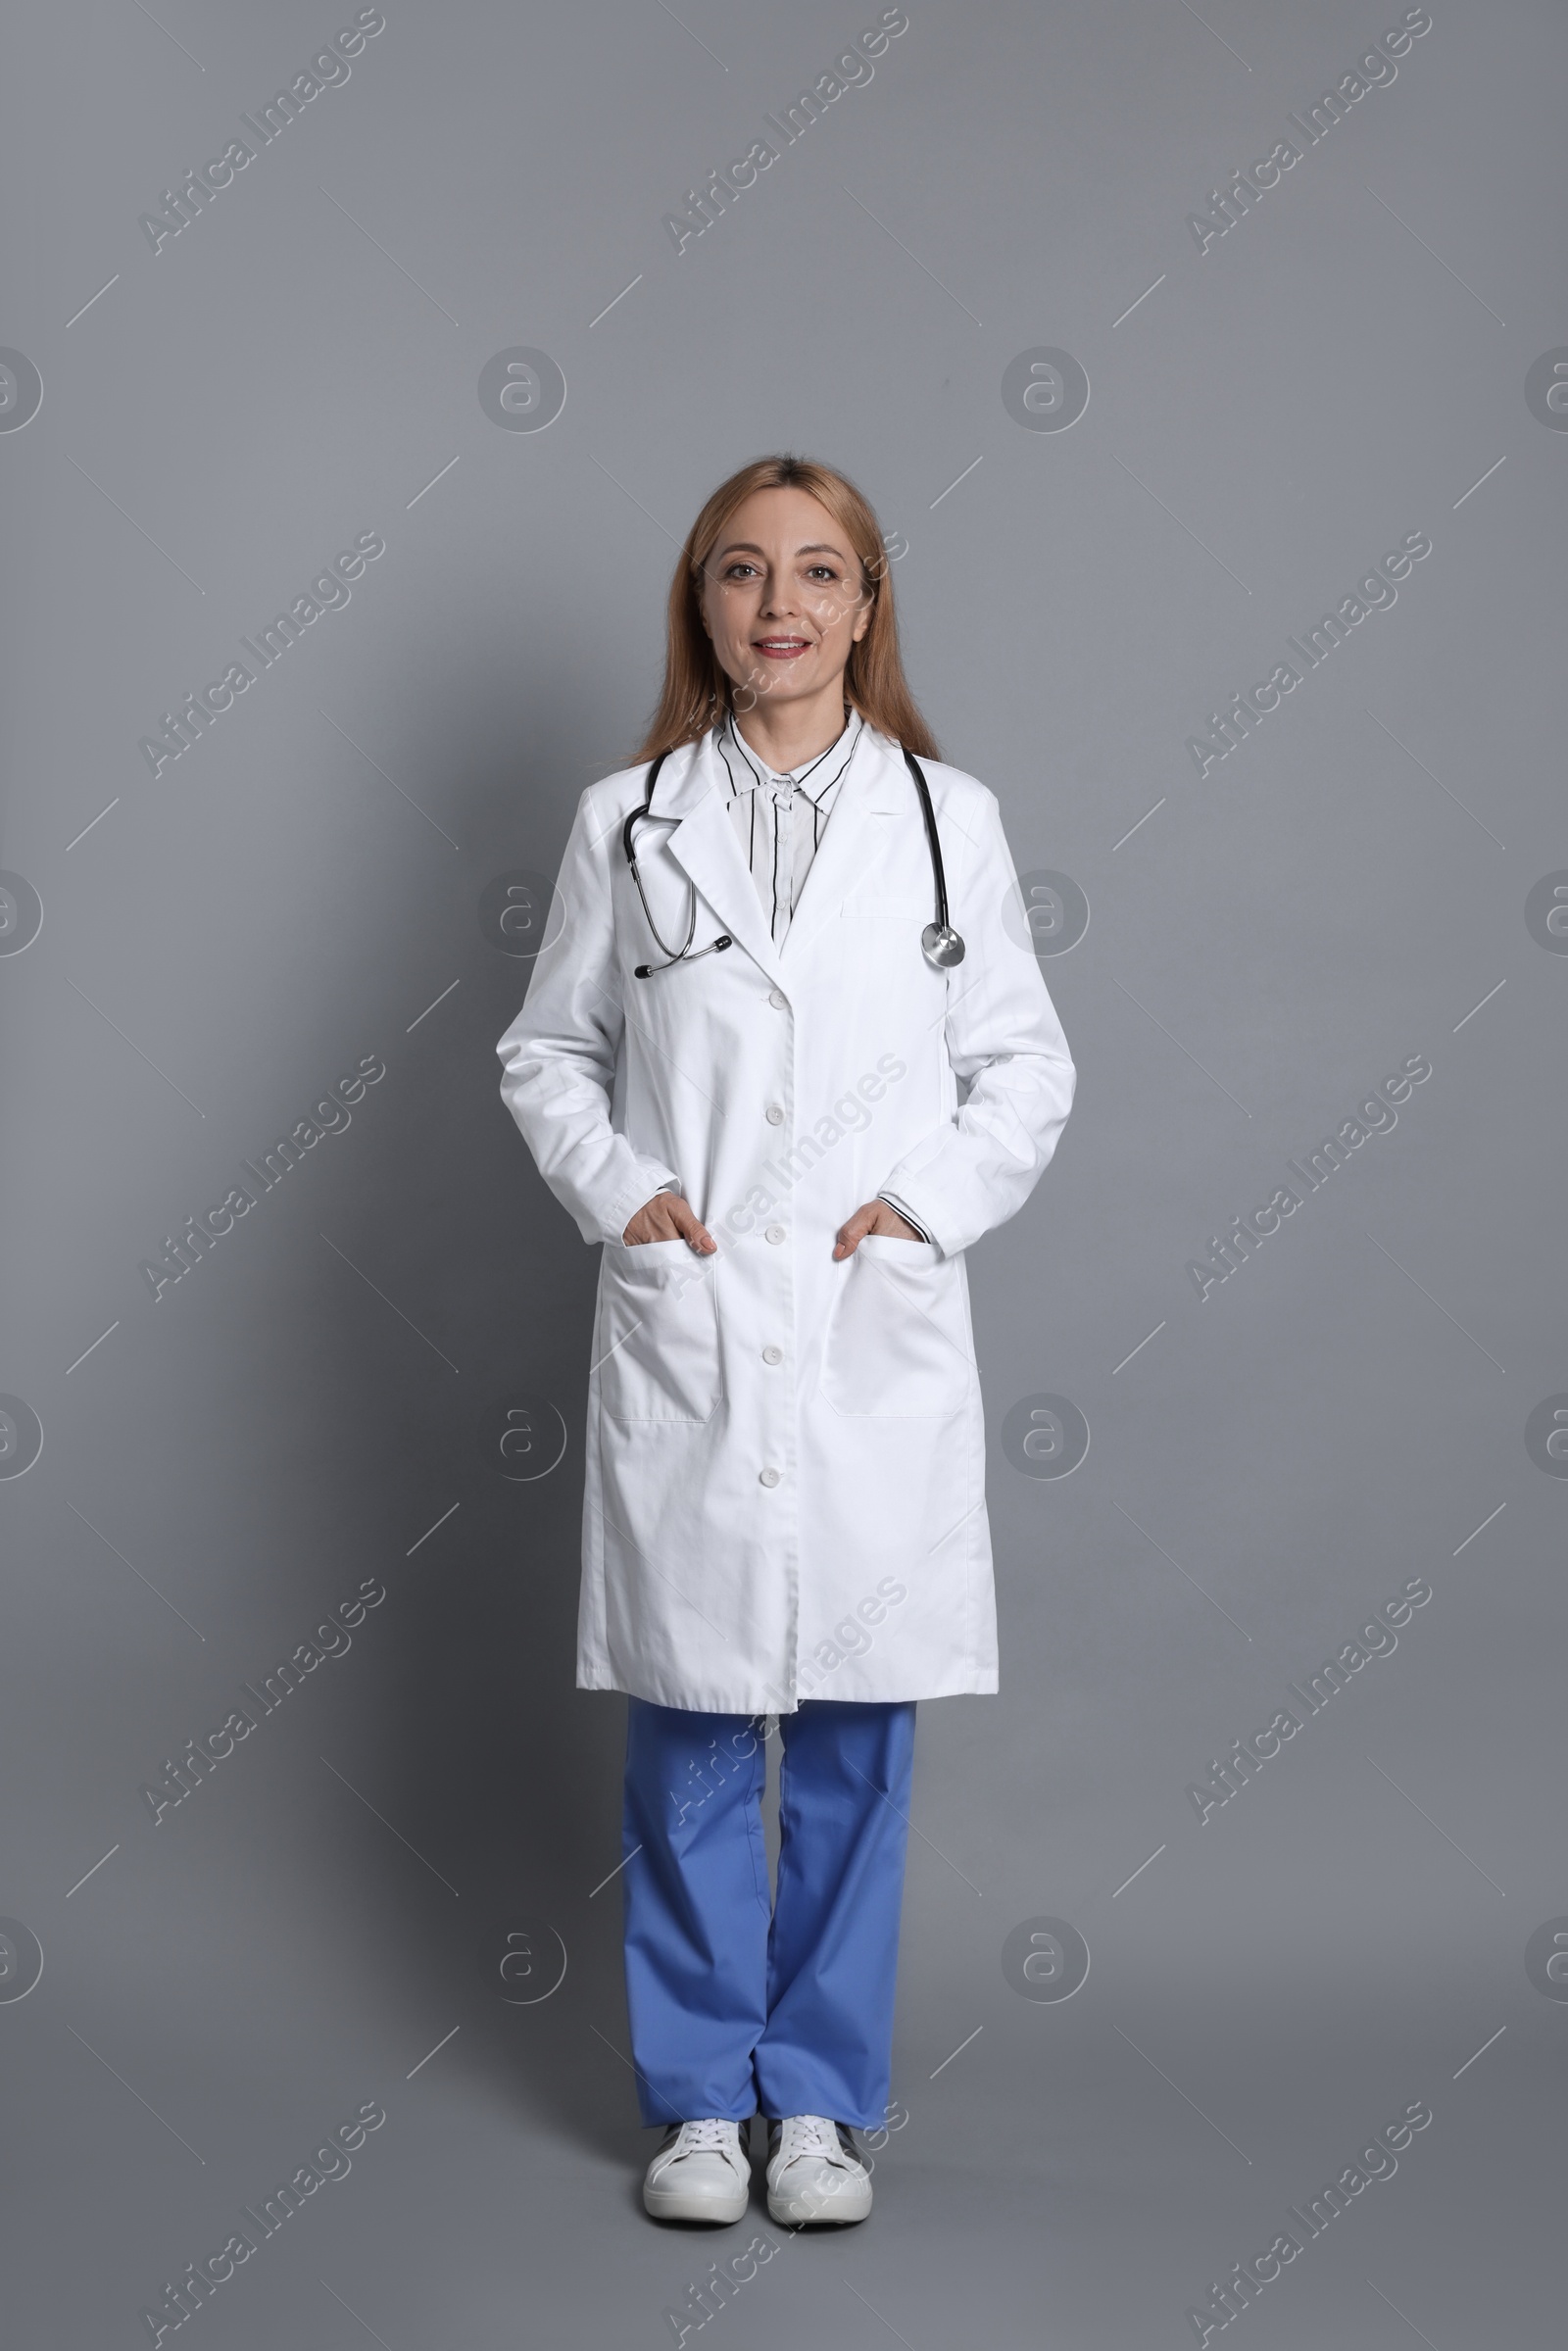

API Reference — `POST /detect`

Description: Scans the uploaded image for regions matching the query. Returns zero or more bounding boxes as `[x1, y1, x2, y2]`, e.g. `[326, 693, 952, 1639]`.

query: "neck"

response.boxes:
[729, 684, 851, 775]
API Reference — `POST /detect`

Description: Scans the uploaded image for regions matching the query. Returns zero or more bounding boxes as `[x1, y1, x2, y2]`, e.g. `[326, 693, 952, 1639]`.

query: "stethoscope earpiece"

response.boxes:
[634, 936, 731, 980]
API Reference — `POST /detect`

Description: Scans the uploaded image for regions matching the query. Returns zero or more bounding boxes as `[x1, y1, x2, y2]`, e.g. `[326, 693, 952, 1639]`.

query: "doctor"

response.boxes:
[497, 455, 1075, 2229]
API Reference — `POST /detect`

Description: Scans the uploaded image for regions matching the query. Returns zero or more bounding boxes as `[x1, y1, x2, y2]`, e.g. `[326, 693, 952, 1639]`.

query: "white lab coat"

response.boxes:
[496, 722, 1075, 1713]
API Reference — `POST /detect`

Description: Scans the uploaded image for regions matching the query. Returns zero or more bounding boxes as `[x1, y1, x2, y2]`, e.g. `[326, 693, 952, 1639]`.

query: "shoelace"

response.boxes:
[773, 2114, 854, 2168]
[667, 2118, 740, 2161]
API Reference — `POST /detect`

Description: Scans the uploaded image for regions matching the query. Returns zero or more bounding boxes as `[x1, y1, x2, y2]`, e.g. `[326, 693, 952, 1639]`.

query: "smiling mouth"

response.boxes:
[754, 637, 811, 657]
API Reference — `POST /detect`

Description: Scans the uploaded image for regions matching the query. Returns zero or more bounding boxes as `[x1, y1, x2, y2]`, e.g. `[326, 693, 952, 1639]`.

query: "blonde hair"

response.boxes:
[634, 454, 939, 762]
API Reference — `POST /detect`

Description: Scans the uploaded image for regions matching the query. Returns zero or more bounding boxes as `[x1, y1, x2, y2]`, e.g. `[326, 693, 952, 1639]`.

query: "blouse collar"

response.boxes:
[716, 706, 864, 802]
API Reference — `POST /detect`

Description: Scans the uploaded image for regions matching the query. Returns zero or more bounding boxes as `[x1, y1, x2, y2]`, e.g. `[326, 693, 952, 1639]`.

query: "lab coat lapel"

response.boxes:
[777, 725, 908, 972]
[651, 736, 787, 990]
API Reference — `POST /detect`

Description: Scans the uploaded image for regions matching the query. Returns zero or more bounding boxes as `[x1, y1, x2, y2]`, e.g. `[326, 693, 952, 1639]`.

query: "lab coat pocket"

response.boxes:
[819, 1235, 974, 1418]
[596, 1241, 722, 1423]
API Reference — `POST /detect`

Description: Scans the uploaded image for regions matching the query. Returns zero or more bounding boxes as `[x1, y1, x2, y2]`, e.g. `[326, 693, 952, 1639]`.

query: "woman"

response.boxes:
[497, 455, 1075, 2228]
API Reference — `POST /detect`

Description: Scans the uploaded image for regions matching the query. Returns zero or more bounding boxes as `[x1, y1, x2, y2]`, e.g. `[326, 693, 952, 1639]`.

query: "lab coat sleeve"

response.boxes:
[877, 786, 1076, 1257]
[496, 787, 683, 1246]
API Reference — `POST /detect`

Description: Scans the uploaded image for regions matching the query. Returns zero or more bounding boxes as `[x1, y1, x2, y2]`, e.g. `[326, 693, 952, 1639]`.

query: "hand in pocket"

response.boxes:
[621, 1192, 716, 1250]
[833, 1198, 925, 1259]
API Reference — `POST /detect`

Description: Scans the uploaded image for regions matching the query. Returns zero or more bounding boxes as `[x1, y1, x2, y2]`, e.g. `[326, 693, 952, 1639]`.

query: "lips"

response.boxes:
[754, 637, 810, 658]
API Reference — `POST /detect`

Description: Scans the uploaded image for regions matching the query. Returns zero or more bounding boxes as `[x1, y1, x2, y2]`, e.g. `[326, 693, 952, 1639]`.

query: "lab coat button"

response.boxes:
[765, 1104, 784, 1125]
[761, 1345, 783, 1365]
[767, 988, 788, 1009]
[759, 1466, 782, 1488]
[765, 1225, 786, 1245]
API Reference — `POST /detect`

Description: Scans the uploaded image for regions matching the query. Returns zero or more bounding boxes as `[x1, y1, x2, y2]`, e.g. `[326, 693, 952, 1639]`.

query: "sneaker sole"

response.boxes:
[643, 2181, 750, 2225]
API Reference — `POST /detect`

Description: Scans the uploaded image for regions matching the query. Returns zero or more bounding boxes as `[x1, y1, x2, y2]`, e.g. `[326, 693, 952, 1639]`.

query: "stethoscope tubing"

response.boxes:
[902, 745, 950, 932]
[624, 751, 719, 975]
[623, 736, 962, 975]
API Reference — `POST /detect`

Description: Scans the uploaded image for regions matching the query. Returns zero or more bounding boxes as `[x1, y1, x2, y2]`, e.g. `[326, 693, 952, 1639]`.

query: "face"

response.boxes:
[697, 486, 872, 713]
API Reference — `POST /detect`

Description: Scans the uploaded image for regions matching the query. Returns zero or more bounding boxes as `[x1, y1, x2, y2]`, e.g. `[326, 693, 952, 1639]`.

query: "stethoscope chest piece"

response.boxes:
[922, 921, 966, 970]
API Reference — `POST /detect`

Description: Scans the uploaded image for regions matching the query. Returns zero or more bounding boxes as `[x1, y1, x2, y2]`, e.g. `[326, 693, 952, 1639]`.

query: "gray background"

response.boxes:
[2, 0, 1563, 2342]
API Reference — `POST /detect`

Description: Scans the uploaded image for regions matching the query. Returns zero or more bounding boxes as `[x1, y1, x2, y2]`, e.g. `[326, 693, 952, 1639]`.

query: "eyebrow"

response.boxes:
[711, 540, 848, 562]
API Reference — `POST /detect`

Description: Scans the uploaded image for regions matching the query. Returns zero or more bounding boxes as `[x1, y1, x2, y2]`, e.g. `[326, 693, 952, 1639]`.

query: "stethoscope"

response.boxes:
[621, 739, 965, 978]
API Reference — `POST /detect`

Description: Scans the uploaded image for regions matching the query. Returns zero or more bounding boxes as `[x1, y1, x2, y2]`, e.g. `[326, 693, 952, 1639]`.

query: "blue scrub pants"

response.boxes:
[621, 1697, 916, 2131]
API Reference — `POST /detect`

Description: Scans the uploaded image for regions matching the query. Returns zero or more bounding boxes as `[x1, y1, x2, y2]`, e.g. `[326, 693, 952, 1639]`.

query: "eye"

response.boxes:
[722, 561, 760, 582]
[805, 564, 838, 582]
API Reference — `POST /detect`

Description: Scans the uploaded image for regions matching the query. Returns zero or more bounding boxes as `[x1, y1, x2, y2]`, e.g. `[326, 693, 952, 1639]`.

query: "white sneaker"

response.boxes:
[642, 2117, 751, 2223]
[765, 2114, 873, 2226]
